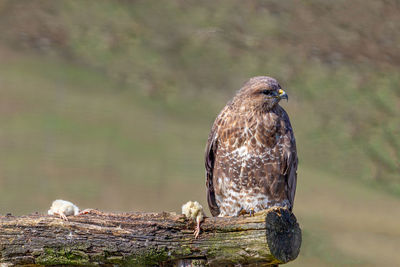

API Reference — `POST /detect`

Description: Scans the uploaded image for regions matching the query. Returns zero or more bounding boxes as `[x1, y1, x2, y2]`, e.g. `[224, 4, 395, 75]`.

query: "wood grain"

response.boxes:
[0, 207, 301, 266]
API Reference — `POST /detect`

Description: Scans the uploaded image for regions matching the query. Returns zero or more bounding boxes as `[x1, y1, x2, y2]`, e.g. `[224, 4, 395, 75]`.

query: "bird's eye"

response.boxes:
[261, 90, 271, 95]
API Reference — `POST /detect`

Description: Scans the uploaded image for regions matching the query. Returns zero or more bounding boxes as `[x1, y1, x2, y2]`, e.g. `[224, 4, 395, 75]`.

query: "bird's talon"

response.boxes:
[249, 208, 255, 217]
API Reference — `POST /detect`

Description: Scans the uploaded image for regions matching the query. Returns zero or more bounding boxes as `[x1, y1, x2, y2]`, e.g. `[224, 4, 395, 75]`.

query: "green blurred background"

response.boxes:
[0, 0, 399, 266]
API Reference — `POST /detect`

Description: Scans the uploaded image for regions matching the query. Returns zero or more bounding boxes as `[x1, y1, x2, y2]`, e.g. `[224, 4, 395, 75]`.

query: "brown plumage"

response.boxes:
[205, 76, 298, 217]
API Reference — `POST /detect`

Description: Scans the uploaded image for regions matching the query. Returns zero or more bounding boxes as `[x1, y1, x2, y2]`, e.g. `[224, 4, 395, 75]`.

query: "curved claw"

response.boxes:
[249, 208, 255, 217]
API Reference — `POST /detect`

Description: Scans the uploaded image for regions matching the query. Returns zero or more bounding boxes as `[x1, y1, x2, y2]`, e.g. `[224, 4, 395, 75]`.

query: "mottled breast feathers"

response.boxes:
[205, 76, 298, 217]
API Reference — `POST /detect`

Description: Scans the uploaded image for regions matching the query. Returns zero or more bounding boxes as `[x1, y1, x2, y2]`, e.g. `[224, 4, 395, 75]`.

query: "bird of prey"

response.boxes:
[205, 76, 298, 217]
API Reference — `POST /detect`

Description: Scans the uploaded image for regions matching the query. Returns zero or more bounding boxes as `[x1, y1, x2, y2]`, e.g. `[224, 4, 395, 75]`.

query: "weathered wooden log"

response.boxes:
[0, 207, 301, 266]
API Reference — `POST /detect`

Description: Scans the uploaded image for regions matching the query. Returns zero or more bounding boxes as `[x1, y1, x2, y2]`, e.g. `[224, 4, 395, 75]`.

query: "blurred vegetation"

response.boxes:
[0, 0, 399, 266]
[0, 0, 398, 192]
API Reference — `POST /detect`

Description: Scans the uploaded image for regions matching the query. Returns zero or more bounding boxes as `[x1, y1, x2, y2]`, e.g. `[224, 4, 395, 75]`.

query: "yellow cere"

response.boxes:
[278, 89, 284, 95]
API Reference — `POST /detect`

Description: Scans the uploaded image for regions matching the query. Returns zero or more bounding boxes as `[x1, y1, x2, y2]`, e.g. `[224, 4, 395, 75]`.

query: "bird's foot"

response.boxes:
[238, 207, 255, 217]
[249, 208, 255, 216]
[54, 212, 68, 221]
[194, 220, 201, 239]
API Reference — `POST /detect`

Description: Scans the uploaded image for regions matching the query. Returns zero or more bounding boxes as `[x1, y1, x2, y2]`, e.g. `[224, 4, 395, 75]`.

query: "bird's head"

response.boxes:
[234, 76, 288, 111]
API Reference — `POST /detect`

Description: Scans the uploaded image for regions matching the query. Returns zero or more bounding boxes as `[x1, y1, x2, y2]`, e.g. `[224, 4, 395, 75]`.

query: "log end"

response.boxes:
[265, 207, 302, 264]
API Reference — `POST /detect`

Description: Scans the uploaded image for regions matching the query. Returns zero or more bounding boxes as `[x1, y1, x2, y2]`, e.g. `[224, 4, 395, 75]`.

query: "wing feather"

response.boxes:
[205, 124, 220, 217]
[284, 152, 298, 211]
[280, 109, 298, 211]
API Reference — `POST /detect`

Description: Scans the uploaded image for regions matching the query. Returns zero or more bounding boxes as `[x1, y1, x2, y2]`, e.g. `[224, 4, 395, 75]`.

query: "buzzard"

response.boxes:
[205, 76, 298, 217]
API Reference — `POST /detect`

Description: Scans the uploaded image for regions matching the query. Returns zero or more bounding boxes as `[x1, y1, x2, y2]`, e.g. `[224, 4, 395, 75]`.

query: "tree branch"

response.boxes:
[0, 207, 301, 266]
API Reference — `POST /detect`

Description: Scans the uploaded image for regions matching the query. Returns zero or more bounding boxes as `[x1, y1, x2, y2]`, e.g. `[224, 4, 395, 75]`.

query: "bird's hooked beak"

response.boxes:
[278, 89, 288, 102]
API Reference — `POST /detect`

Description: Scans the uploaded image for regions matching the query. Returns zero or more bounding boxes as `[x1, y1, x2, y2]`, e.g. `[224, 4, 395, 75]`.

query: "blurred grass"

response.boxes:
[291, 167, 400, 266]
[1, 0, 398, 190]
[0, 0, 399, 266]
[0, 48, 215, 212]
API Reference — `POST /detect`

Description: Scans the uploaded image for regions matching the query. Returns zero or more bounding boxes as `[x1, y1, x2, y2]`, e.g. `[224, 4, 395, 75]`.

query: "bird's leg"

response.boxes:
[194, 216, 202, 239]
[53, 212, 68, 221]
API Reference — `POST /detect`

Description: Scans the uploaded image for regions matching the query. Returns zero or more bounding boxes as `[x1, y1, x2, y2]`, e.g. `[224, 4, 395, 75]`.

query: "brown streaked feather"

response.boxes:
[205, 76, 298, 217]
